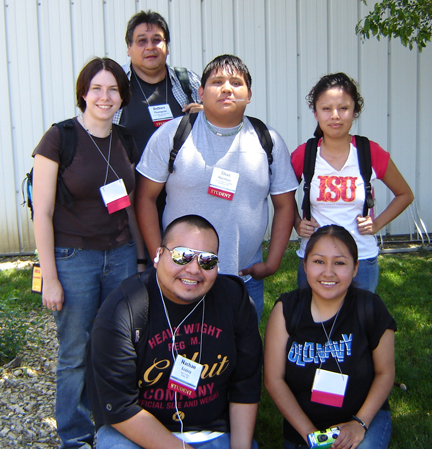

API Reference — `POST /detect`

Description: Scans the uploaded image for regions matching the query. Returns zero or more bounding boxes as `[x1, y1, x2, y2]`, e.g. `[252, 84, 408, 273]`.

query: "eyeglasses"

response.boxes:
[132, 37, 166, 47]
[162, 246, 219, 270]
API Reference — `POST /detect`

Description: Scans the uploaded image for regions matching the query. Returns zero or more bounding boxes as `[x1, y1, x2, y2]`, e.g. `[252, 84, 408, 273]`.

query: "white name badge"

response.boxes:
[167, 355, 204, 398]
[311, 368, 348, 408]
[148, 104, 174, 127]
[99, 179, 130, 214]
[208, 167, 239, 201]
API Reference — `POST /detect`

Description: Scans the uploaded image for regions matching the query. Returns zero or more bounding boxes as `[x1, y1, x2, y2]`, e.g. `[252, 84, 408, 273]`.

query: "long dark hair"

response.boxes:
[307, 72, 364, 138]
[304, 225, 358, 265]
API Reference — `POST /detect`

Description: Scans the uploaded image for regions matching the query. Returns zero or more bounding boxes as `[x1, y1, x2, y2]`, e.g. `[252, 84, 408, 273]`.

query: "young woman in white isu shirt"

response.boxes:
[291, 72, 413, 292]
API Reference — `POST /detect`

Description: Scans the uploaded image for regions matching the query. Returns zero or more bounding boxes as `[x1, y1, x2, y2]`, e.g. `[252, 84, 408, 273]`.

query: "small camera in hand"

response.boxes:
[307, 426, 340, 448]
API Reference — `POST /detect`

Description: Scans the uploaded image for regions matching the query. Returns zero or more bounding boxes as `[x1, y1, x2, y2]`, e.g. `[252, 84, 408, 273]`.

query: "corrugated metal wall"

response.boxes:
[1, 0, 431, 255]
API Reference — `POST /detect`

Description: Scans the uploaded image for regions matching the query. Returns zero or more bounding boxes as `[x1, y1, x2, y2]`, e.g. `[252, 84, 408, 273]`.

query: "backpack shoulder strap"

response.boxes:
[284, 289, 308, 338]
[113, 123, 135, 163]
[222, 275, 253, 333]
[121, 273, 149, 347]
[169, 112, 199, 173]
[54, 118, 77, 175]
[301, 137, 319, 220]
[174, 67, 194, 104]
[53, 118, 77, 208]
[354, 135, 374, 216]
[246, 116, 274, 174]
[355, 288, 375, 348]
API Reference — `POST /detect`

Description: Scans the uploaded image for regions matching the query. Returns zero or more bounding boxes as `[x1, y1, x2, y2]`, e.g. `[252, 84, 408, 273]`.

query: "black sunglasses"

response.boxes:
[162, 246, 218, 270]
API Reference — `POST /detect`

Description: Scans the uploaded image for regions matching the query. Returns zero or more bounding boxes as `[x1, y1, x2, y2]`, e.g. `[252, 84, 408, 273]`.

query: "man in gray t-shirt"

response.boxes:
[135, 54, 298, 321]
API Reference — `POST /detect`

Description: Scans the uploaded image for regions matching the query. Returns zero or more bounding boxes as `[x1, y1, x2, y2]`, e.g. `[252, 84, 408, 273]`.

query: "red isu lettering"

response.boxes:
[317, 176, 358, 203]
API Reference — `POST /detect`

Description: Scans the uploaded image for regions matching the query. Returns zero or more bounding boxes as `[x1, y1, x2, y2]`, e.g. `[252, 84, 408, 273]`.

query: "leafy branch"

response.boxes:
[356, 0, 432, 51]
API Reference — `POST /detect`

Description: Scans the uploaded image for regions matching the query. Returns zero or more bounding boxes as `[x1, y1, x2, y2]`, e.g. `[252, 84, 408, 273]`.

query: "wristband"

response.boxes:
[352, 415, 368, 432]
[137, 258, 147, 265]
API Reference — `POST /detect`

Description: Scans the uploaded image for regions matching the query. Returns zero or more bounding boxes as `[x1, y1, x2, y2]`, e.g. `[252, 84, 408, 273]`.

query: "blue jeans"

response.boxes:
[245, 277, 264, 323]
[284, 410, 391, 449]
[97, 425, 259, 448]
[297, 256, 379, 293]
[54, 242, 136, 448]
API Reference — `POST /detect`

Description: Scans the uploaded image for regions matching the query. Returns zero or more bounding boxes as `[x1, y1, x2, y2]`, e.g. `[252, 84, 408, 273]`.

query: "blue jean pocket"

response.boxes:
[54, 247, 77, 261]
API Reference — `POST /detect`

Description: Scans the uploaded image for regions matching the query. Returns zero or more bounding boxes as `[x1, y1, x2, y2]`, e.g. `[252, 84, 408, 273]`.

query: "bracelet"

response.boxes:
[137, 258, 147, 265]
[352, 415, 368, 432]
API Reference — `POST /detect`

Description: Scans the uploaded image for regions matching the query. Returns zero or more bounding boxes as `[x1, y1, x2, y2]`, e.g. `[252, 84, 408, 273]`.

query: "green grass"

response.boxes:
[256, 243, 432, 449]
[0, 263, 44, 365]
[1, 248, 431, 448]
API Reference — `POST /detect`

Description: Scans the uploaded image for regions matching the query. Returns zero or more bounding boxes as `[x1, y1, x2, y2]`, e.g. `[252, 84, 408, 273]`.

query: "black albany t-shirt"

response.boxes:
[279, 287, 396, 444]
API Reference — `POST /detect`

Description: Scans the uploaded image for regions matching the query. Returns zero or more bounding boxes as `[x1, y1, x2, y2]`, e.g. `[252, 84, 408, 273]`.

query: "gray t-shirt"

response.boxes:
[137, 111, 298, 275]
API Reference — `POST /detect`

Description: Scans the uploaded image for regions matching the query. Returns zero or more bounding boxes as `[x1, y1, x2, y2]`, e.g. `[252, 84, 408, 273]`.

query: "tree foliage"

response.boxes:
[356, 0, 432, 51]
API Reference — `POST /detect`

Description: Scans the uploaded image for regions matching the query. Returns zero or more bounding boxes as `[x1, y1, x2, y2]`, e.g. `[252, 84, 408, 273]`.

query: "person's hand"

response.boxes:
[182, 103, 203, 114]
[42, 278, 64, 312]
[331, 420, 366, 449]
[297, 217, 319, 238]
[239, 262, 276, 280]
[357, 215, 376, 235]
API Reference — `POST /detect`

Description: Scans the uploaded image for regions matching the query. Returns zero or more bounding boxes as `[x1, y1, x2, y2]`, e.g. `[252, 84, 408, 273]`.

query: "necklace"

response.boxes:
[205, 116, 244, 137]
[313, 297, 344, 374]
[156, 276, 205, 364]
[133, 68, 168, 106]
[156, 276, 204, 442]
[312, 298, 344, 341]
[80, 116, 117, 184]
[78, 114, 111, 138]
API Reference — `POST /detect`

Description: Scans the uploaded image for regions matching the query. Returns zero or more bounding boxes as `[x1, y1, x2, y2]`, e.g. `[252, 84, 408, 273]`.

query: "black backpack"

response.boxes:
[86, 271, 252, 431]
[301, 136, 374, 220]
[22, 119, 135, 219]
[173, 67, 194, 104]
[85, 271, 149, 431]
[168, 113, 274, 174]
[119, 271, 252, 348]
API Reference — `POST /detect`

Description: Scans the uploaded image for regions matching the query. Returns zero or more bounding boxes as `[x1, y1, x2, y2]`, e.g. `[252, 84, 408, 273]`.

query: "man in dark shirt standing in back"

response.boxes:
[114, 10, 202, 153]
[113, 10, 203, 268]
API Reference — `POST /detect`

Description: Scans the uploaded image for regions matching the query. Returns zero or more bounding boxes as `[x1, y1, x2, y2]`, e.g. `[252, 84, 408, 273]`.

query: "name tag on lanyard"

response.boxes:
[100, 179, 130, 214]
[208, 167, 239, 201]
[311, 368, 348, 408]
[168, 355, 204, 398]
[148, 104, 174, 127]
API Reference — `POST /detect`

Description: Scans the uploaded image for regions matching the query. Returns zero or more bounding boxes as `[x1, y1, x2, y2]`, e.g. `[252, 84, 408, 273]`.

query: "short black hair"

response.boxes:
[162, 215, 220, 251]
[201, 54, 252, 90]
[125, 10, 170, 46]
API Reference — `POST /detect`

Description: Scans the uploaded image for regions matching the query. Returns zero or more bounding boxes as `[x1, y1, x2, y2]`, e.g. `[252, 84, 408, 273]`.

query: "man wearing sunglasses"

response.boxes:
[89, 215, 262, 449]
[136, 54, 298, 322]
